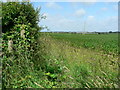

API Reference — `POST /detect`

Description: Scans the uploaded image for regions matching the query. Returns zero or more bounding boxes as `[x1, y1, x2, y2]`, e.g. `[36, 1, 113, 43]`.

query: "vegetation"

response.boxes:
[49, 33, 118, 56]
[38, 33, 119, 88]
[2, 1, 119, 89]
[2, 2, 41, 33]
[2, 2, 44, 88]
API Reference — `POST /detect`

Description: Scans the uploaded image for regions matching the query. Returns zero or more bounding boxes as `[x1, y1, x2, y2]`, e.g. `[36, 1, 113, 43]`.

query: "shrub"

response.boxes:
[2, 1, 45, 88]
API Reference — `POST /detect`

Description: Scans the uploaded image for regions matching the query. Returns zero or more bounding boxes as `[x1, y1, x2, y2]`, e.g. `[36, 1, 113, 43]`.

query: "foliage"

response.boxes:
[2, 2, 41, 33]
[2, 2, 64, 88]
[2, 2, 44, 88]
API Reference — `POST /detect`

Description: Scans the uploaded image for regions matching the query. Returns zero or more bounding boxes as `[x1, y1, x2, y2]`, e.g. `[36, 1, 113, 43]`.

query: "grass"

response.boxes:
[2, 32, 119, 88]
[38, 33, 119, 88]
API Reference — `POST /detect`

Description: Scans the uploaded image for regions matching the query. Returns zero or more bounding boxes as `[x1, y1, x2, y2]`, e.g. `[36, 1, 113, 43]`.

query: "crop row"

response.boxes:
[49, 33, 118, 55]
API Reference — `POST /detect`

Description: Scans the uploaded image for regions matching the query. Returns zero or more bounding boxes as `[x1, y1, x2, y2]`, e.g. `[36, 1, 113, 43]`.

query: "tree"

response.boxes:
[109, 31, 112, 33]
[2, 2, 41, 33]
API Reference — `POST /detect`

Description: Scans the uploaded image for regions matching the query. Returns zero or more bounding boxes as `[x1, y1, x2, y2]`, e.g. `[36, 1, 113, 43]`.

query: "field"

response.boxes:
[2, 32, 119, 88]
[2, 2, 119, 88]
[2, 31, 119, 88]
[38, 32, 119, 88]
[49, 33, 118, 56]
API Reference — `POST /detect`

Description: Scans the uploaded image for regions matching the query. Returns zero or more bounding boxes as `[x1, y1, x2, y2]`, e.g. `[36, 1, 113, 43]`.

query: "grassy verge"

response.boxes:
[38, 33, 119, 88]
[2, 33, 119, 88]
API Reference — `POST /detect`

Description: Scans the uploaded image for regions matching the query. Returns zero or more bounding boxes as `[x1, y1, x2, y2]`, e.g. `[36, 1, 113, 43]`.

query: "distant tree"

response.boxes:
[109, 31, 112, 33]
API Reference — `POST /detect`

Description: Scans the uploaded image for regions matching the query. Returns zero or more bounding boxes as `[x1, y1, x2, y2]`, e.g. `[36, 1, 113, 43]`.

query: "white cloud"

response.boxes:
[80, 2, 97, 5]
[86, 16, 118, 32]
[88, 16, 94, 20]
[71, 2, 96, 9]
[71, 2, 79, 9]
[40, 14, 83, 32]
[40, 14, 118, 32]
[101, 7, 108, 11]
[75, 9, 86, 17]
[113, 5, 118, 10]
[45, 2, 62, 9]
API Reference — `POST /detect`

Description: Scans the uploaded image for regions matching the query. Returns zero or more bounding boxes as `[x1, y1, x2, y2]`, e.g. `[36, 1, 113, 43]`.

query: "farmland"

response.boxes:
[49, 33, 118, 56]
[2, 1, 119, 88]
[38, 32, 119, 88]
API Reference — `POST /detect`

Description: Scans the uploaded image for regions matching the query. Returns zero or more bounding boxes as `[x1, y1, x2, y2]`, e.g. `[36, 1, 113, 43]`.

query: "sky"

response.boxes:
[32, 2, 118, 32]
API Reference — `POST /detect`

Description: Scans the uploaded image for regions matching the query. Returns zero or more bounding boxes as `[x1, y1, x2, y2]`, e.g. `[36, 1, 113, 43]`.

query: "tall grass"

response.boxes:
[2, 33, 119, 88]
[2, 33, 64, 88]
[38, 33, 119, 88]
[2, 42, 44, 88]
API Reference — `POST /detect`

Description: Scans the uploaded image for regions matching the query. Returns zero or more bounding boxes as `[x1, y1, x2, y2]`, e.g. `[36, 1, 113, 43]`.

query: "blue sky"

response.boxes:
[32, 2, 118, 32]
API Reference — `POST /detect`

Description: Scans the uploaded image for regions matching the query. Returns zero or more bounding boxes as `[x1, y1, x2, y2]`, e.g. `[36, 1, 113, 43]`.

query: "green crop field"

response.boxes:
[38, 32, 119, 88]
[49, 33, 118, 56]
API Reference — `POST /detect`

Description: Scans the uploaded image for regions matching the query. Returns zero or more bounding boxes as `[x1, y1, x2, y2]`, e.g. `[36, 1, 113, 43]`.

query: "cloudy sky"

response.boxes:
[32, 2, 118, 32]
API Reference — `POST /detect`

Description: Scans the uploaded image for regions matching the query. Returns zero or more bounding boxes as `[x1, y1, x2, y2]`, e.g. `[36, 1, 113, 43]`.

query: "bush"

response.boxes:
[2, 2, 41, 33]
[2, 2, 45, 88]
